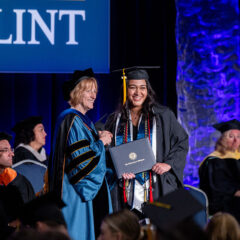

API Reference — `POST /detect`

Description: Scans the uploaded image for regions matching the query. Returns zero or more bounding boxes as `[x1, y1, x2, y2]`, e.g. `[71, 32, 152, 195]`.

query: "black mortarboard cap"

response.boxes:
[112, 66, 160, 104]
[126, 69, 149, 80]
[0, 132, 12, 142]
[113, 66, 160, 80]
[19, 192, 66, 227]
[213, 119, 240, 133]
[62, 68, 95, 101]
[12, 116, 43, 134]
[142, 188, 204, 230]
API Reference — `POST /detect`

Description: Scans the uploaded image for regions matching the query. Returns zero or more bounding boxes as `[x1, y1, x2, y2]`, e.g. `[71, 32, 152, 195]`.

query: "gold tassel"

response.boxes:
[122, 68, 127, 104]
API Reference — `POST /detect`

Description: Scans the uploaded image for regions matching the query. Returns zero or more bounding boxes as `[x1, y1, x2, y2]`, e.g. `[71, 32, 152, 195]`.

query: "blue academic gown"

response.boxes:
[49, 109, 112, 240]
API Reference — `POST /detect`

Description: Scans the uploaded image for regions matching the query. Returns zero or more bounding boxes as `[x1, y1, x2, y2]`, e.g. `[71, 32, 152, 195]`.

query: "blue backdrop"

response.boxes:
[0, 0, 109, 73]
[176, 0, 240, 186]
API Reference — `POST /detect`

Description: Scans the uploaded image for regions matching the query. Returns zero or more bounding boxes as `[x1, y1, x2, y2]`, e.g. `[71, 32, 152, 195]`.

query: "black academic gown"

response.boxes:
[4, 171, 35, 203]
[13, 146, 48, 166]
[105, 104, 189, 212]
[0, 169, 35, 219]
[199, 151, 240, 222]
[48, 108, 111, 239]
[0, 170, 35, 240]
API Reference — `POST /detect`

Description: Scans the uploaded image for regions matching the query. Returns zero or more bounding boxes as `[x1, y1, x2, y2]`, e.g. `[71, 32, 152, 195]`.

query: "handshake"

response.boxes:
[98, 130, 113, 146]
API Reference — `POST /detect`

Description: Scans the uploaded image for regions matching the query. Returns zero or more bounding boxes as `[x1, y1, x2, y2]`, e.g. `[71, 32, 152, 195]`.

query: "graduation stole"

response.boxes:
[115, 111, 154, 203]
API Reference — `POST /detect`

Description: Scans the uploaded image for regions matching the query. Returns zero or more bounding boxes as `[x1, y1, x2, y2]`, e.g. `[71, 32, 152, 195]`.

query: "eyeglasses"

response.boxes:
[0, 148, 14, 153]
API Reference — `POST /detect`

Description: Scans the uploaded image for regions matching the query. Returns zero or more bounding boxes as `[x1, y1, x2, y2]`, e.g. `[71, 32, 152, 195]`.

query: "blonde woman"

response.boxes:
[48, 69, 113, 240]
[199, 119, 240, 222]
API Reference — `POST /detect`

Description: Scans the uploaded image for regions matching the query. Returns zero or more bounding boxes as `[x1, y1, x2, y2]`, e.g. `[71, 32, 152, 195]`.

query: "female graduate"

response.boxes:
[199, 119, 240, 222]
[48, 68, 113, 240]
[105, 68, 188, 215]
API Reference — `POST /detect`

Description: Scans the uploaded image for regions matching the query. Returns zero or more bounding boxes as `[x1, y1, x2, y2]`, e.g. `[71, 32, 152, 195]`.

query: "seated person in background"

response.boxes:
[12, 116, 48, 166]
[98, 209, 140, 240]
[199, 119, 240, 222]
[12, 116, 47, 194]
[205, 212, 240, 240]
[0, 132, 35, 239]
[0, 132, 35, 203]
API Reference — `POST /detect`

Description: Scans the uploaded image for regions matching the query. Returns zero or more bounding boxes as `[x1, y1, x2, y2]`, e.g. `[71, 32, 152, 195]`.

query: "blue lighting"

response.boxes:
[175, 0, 240, 186]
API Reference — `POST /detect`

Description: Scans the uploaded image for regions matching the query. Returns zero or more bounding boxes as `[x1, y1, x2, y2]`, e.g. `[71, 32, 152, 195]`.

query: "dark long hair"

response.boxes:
[115, 79, 157, 125]
[13, 116, 43, 148]
[14, 128, 35, 148]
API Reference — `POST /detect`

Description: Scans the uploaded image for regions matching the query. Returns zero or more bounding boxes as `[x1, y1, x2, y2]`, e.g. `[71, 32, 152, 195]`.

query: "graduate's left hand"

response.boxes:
[122, 173, 136, 180]
[152, 163, 171, 175]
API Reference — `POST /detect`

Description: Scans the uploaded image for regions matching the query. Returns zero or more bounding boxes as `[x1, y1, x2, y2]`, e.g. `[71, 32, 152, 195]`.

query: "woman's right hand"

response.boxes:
[99, 130, 113, 146]
[122, 173, 135, 180]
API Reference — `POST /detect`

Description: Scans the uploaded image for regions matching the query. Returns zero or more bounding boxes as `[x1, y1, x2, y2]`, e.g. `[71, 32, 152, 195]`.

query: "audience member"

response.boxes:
[98, 209, 141, 240]
[205, 212, 240, 240]
[0, 131, 35, 239]
[142, 188, 208, 240]
[12, 116, 47, 193]
[199, 119, 240, 222]
[7, 228, 71, 240]
[19, 192, 69, 237]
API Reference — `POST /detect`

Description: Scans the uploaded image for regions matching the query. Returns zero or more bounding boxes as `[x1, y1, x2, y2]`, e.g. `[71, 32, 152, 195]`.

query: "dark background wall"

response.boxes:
[110, 0, 177, 109]
[0, 0, 177, 154]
